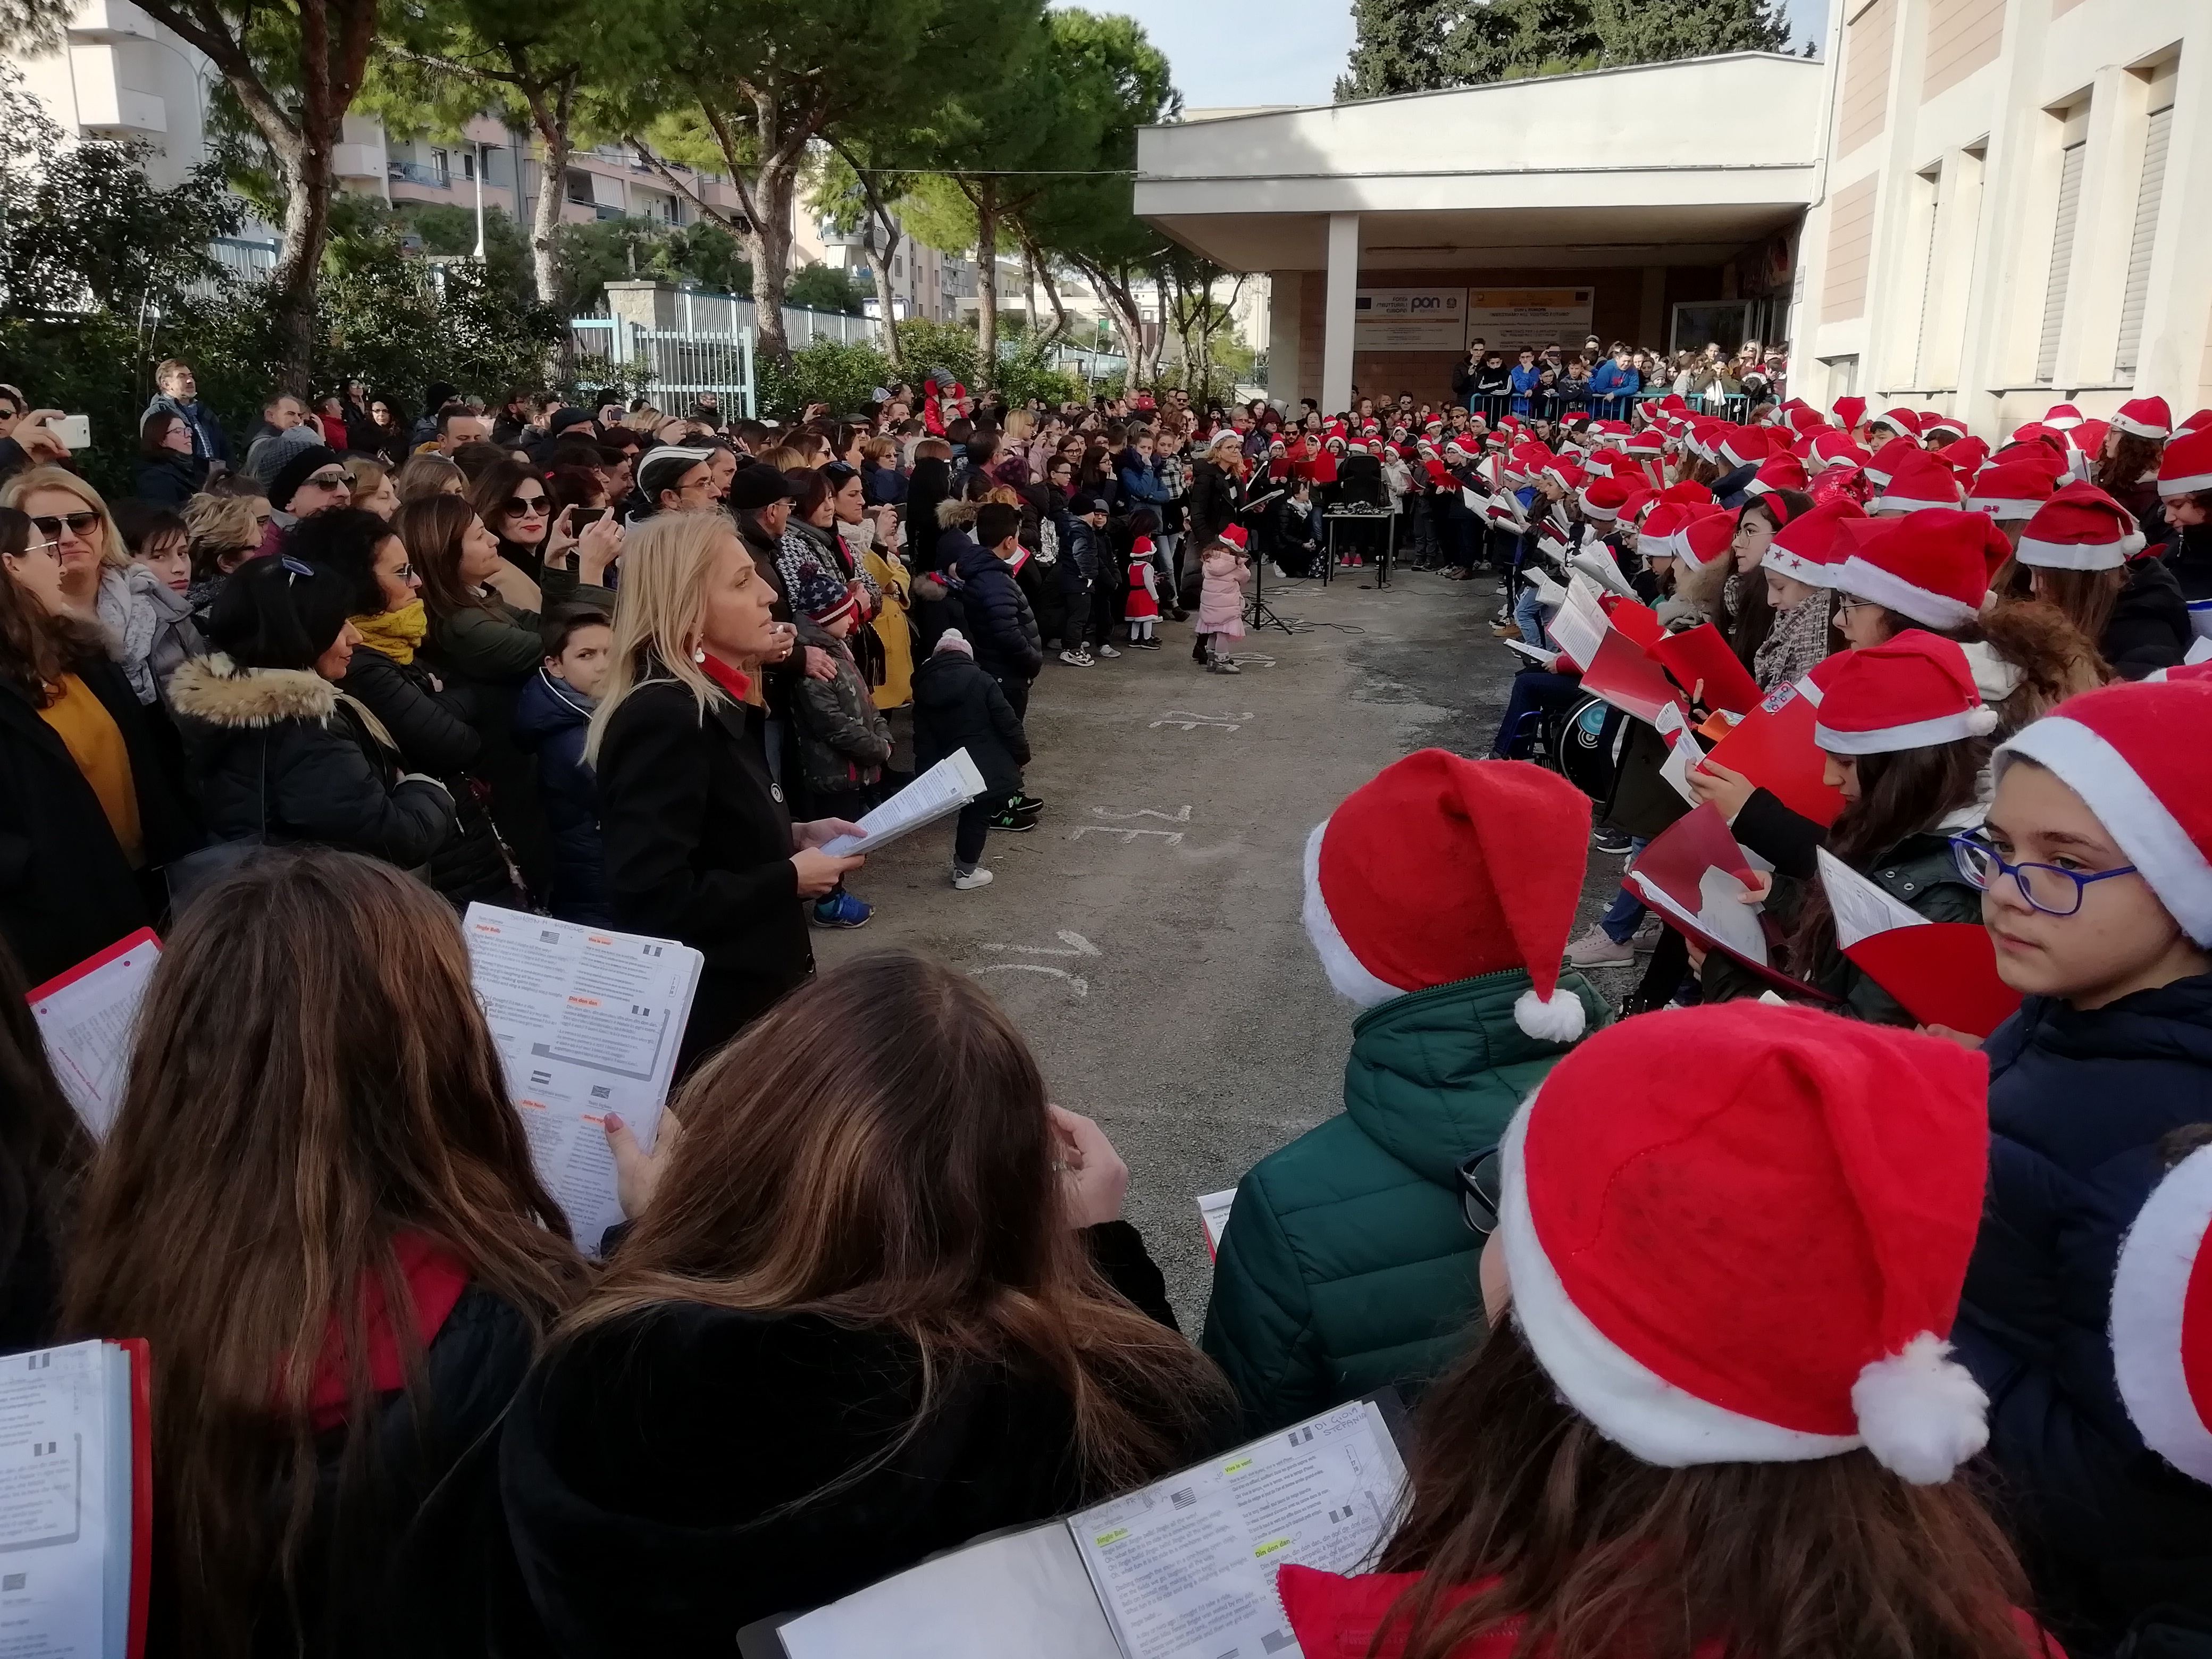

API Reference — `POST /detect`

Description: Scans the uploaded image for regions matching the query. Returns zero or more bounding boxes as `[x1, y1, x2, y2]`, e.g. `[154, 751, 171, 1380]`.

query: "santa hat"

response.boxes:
[1964, 460, 2056, 521]
[1869, 405, 1922, 438]
[1499, 1001, 1992, 1482]
[1810, 431, 1871, 472]
[1874, 449, 1966, 514]
[2042, 401, 2086, 431]
[1922, 415, 1968, 443]
[1834, 396, 1867, 431]
[1302, 750, 1591, 1038]
[1677, 508, 1737, 573]
[1814, 631, 1997, 754]
[2109, 1139, 2212, 1482]
[2159, 428, 2212, 498]
[1720, 427, 1771, 470]
[2183, 409, 2212, 436]
[2016, 480, 2147, 570]
[1626, 428, 1665, 458]
[1862, 435, 1918, 488]
[1764, 497, 1864, 587]
[1218, 524, 1249, 553]
[1945, 437, 1991, 475]
[1998, 679, 2212, 945]
[1580, 476, 1634, 523]
[1132, 534, 1155, 559]
[1746, 452, 1810, 497]
[1638, 502, 1688, 562]
[1833, 509, 1997, 630]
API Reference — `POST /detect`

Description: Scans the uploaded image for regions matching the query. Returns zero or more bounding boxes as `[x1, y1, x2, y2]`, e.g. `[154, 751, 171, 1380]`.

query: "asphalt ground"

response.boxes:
[817, 564, 1640, 1333]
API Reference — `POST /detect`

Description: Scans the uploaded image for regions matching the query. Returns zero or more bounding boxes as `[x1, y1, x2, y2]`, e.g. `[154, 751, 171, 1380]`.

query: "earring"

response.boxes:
[692, 645, 706, 664]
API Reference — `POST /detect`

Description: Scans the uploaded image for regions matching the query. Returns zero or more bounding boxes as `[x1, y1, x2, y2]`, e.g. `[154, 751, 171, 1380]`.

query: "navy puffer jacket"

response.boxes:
[1953, 971, 2212, 1654]
[949, 535, 1042, 682]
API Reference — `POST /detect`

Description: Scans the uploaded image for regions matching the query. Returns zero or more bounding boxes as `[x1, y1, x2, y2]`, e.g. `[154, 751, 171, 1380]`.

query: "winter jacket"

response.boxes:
[1450, 358, 1482, 407]
[1202, 969, 1605, 1434]
[860, 459, 907, 506]
[2101, 558, 2192, 680]
[594, 668, 808, 1073]
[492, 1224, 1213, 1651]
[1116, 450, 1172, 510]
[949, 535, 1043, 683]
[140, 392, 230, 466]
[1188, 458, 1244, 551]
[858, 542, 916, 711]
[1473, 363, 1512, 399]
[1953, 971, 2212, 1654]
[0, 655, 198, 985]
[512, 669, 606, 925]
[133, 451, 206, 506]
[1061, 516, 1108, 584]
[94, 563, 202, 701]
[1507, 364, 1541, 415]
[790, 620, 892, 797]
[911, 649, 1028, 800]
[170, 655, 454, 871]
[335, 644, 515, 908]
[1197, 546, 1246, 636]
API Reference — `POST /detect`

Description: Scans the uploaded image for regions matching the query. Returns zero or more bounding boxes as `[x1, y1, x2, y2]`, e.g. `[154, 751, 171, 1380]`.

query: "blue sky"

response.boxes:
[1075, 0, 1831, 110]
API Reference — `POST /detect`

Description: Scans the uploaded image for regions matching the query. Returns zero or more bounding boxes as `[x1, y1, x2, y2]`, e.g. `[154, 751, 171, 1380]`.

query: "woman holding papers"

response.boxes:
[1279, 1005, 2046, 1659]
[63, 850, 591, 1656]
[589, 511, 866, 1073]
[496, 952, 1232, 1649]
[1698, 633, 1994, 1026]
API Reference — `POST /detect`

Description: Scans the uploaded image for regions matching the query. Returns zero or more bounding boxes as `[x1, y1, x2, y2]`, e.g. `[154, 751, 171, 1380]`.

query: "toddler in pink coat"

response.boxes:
[1194, 537, 1249, 674]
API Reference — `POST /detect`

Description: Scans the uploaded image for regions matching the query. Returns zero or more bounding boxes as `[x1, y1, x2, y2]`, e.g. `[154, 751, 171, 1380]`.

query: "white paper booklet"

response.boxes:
[1546, 574, 1612, 671]
[1569, 546, 1638, 599]
[817, 749, 987, 857]
[27, 930, 162, 1139]
[1197, 1188, 1236, 1257]
[761, 1398, 1407, 1659]
[1628, 866, 1772, 964]
[0, 1339, 146, 1659]
[463, 906, 703, 1254]
[1816, 847, 1930, 948]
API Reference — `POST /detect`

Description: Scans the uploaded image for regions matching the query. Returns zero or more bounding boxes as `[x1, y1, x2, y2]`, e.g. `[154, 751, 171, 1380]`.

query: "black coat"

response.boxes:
[1953, 973, 2212, 1653]
[2102, 558, 2192, 680]
[1187, 458, 1244, 549]
[912, 650, 1028, 798]
[595, 671, 808, 1074]
[336, 646, 515, 907]
[133, 452, 206, 506]
[950, 537, 1043, 682]
[513, 669, 606, 925]
[494, 1222, 1203, 1653]
[169, 657, 455, 870]
[0, 656, 198, 985]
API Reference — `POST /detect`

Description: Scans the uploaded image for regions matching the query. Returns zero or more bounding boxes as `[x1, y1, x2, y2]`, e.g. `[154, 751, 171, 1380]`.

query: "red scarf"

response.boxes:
[303, 1233, 470, 1432]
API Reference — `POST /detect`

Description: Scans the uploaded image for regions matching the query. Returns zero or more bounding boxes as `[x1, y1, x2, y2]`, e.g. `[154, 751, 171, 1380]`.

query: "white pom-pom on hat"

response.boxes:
[1851, 1332, 1991, 1484]
[1514, 986, 1587, 1042]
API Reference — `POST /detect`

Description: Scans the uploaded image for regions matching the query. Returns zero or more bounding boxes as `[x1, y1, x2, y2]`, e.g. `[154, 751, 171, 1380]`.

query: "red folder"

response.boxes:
[1600, 595, 1666, 651]
[1841, 925, 2023, 1038]
[1579, 627, 1686, 726]
[1625, 806, 1837, 1001]
[1650, 624, 1765, 718]
[121, 1337, 152, 1659]
[1701, 679, 1847, 827]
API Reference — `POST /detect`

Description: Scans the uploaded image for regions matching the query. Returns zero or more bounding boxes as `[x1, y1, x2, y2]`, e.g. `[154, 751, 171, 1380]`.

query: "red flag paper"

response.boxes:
[1601, 595, 1666, 651]
[1842, 926, 2023, 1037]
[1651, 624, 1765, 718]
[1702, 677, 1847, 827]
[1579, 627, 1686, 726]
[1623, 805, 1836, 1002]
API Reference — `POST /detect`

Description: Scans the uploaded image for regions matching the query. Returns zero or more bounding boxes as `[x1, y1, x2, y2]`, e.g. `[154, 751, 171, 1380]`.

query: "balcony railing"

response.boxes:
[389, 160, 449, 188]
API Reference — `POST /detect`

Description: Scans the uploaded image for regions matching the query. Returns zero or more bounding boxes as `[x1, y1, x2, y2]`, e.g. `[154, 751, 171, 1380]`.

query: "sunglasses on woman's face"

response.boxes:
[504, 493, 549, 515]
[300, 472, 350, 493]
[29, 510, 102, 539]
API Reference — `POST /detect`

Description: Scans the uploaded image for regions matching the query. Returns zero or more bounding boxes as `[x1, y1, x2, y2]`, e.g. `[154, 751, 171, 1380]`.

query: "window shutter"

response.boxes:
[2115, 106, 2174, 375]
[2036, 141, 2085, 384]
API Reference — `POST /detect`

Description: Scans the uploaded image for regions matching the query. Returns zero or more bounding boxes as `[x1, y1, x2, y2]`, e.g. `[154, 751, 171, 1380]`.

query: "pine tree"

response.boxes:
[1589, 0, 1792, 66]
[1335, 0, 1459, 102]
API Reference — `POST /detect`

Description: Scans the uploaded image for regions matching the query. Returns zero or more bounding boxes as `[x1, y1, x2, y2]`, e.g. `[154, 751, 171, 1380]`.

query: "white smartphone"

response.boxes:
[48, 415, 90, 450]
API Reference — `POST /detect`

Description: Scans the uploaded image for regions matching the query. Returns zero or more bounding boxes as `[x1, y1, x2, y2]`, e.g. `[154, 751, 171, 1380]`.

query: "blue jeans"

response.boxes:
[1515, 583, 1549, 647]
[1599, 836, 1652, 942]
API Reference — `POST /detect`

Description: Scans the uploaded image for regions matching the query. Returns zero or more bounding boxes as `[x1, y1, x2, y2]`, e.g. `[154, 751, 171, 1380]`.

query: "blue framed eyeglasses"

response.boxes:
[1949, 834, 2138, 918]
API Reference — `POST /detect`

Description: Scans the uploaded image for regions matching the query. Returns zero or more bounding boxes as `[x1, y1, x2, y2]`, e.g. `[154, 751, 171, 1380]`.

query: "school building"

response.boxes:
[1134, 0, 2212, 440]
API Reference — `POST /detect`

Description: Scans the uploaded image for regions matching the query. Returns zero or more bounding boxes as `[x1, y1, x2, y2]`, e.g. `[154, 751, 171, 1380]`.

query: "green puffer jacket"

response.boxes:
[1200, 966, 1604, 1434]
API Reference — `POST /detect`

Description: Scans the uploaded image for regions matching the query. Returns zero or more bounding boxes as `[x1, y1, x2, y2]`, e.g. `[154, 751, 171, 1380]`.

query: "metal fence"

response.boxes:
[568, 315, 759, 417]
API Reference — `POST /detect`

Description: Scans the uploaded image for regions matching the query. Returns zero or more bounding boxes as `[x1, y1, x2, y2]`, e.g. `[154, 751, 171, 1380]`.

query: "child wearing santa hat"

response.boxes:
[1193, 530, 1249, 674]
[1278, 1002, 2046, 1659]
[1932, 676, 2212, 1651]
[2152, 424, 2212, 601]
[2014, 480, 2190, 679]
[1697, 632, 1995, 1025]
[1203, 750, 1603, 1433]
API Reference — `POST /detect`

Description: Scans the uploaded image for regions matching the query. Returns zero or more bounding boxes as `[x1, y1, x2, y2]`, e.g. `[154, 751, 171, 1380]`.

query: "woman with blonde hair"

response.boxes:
[0, 465, 176, 702]
[182, 490, 270, 617]
[343, 454, 398, 519]
[64, 849, 591, 1655]
[590, 509, 867, 1071]
[496, 950, 1231, 1648]
[392, 452, 465, 504]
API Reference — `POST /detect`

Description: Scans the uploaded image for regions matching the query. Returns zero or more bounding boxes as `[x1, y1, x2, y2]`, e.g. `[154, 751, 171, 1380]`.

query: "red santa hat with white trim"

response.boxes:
[2111, 397, 2174, 441]
[1997, 678, 2212, 945]
[1638, 501, 1688, 562]
[1746, 452, 1810, 497]
[1813, 631, 1998, 755]
[1763, 496, 1865, 587]
[1863, 435, 1921, 488]
[1874, 449, 1966, 514]
[1922, 414, 1968, 443]
[2110, 1137, 2212, 1484]
[1810, 430, 1871, 472]
[1580, 476, 1635, 523]
[2015, 480, 2147, 570]
[1303, 750, 1591, 1039]
[2158, 428, 2212, 498]
[1964, 459, 2056, 522]
[1497, 1001, 1993, 1482]
[1677, 506, 1737, 573]
[1833, 509, 2000, 630]
[2042, 401, 2087, 431]
[1869, 404, 1922, 439]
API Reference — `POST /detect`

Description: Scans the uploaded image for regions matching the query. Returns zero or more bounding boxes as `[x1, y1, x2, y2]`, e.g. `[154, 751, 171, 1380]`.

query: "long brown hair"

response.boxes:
[2031, 564, 2127, 650]
[0, 506, 108, 703]
[62, 850, 590, 1653]
[567, 951, 1230, 1493]
[2092, 432, 2163, 498]
[394, 492, 492, 620]
[1786, 736, 1992, 979]
[1374, 1320, 2032, 1659]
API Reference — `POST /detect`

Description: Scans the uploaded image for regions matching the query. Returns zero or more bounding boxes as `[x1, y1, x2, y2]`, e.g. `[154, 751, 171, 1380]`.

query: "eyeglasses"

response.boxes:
[391, 561, 415, 580]
[300, 472, 350, 493]
[1457, 1146, 1503, 1236]
[1832, 595, 1871, 617]
[28, 511, 102, 539]
[1951, 834, 2138, 917]
[503, 494, 549, 515]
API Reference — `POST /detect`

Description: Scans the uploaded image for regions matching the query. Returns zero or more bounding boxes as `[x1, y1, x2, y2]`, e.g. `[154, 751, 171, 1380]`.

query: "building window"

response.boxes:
[462, 150, 475, 182]
[565, 170, 593, 206]
[430, 148, 449, 185]
[2115, 104, 2173, 376]
[2037, 139, 2087, 383]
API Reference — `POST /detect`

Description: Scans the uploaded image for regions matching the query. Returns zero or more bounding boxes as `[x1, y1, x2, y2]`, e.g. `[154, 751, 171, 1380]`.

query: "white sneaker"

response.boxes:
[952, 866, 995, 891]
[1270, 562, 1288, 579]
[1094, 643, 1122, 658]
[1564, 924, 1635, 967]
[1059, 648, 1093, 667]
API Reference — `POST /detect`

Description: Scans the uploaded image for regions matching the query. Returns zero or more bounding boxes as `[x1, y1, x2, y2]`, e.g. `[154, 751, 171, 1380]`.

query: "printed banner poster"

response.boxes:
[1353, 288, 1468, 351]
[1465, 288, 1596, 349]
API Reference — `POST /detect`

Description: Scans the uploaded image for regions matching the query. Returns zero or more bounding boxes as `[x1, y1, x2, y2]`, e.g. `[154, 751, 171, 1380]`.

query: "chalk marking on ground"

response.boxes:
[1091, 805, 1193, 822]
[1150, 709, 1254, 732]
[980, 930, 1101, 958]
[1069, 827, 1186, 845]
[971, 963, 1090, 998]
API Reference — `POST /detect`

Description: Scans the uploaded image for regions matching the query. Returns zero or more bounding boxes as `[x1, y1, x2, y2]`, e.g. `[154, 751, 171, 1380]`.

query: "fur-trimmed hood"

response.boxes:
[935, 497, 981, 531]
[168, 652, 337, 726]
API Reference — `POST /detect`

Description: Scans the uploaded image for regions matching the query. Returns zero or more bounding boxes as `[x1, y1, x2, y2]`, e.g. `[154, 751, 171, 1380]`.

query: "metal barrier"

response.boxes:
[566, 315, 757, 417]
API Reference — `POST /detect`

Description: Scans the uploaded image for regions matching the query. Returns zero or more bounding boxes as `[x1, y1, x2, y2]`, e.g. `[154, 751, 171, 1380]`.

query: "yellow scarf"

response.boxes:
[352, 599, 428, 665]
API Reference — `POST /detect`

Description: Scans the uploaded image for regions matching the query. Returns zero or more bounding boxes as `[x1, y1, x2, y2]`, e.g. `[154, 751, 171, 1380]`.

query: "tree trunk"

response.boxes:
[527, 89, 573, 309]
[269, 133, 332, 393]
[742, 144, 801, 367]
[868, 217, 903, 367]
[970, 179, 1000, 387]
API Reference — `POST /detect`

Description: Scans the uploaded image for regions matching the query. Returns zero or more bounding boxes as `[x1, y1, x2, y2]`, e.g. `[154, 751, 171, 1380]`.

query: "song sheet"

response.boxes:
[27, 932, 161, 1139]
[0, 1342, 122, 1658]
[818, 750, 987, 858]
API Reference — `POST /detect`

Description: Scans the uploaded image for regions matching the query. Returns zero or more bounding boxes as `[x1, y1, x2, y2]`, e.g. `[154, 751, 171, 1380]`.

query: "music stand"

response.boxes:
[1246, 538, 1294, 635]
